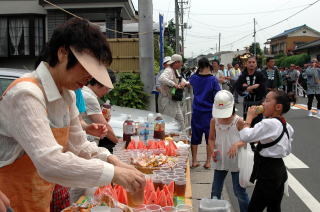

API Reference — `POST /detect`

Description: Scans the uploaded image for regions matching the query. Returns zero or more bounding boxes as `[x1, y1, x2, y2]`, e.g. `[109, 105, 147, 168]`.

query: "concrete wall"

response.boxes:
[220, 50, 247, 66]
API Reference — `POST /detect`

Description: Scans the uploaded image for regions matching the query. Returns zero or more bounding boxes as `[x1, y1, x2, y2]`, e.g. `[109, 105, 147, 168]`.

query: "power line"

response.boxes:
[189, 17, 251, 30]
[154, 4, 309, 16]
[257, 0, 320, 33]
[221, 0, 320, 49]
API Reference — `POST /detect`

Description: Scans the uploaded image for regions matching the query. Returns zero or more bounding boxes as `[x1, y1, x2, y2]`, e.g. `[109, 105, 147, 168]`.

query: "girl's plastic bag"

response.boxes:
[238, 143, 255, 188]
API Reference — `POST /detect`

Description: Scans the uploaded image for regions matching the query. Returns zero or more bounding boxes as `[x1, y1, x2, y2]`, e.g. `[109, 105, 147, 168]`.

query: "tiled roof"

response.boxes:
[269, 24, 306, 40]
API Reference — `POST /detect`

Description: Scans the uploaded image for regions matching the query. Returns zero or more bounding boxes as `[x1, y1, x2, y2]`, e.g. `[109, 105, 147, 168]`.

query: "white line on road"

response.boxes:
[288, 171, 320, 212]
[284, 154, 309, 169]
[290, 106, 301, 110]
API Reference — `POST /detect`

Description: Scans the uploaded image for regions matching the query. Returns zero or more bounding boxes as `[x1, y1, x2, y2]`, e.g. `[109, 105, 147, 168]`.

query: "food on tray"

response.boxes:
[131, 154, 176, 168]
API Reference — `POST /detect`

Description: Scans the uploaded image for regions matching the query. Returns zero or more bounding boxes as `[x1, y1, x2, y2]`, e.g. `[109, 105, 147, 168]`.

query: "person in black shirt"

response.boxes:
[236, 56, 267, 126]
[261, 57, 282, 92]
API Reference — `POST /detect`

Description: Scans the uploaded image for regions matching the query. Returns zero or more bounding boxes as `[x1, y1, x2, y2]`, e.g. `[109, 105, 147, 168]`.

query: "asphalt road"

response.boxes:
[225, 96, 320, 212]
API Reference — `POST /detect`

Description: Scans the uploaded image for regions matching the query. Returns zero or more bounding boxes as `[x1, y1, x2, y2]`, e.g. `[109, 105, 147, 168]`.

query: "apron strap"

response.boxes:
[0, 78, 42, 100]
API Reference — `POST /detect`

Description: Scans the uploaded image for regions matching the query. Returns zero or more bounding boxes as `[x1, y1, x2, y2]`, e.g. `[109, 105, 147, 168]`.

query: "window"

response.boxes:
[0, 16, 45, 57]
[0, 78, 15, 96]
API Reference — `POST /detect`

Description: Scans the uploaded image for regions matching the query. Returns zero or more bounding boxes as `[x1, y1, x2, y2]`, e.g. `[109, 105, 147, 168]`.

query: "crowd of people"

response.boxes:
[0, 15, 319, 212]
[155, 53, 319, 211]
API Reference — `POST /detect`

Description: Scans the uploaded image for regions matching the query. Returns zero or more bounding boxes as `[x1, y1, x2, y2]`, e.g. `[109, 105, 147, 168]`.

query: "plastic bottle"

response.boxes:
[123, 115, 135, 148]
[154, 113, 165, 140]
[101, 100, 111, 121]
[147, 113, 155, 139]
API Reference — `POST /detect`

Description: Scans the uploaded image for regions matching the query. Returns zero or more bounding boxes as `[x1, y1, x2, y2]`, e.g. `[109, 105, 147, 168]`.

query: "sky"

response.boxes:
[131, 0, 320, 58]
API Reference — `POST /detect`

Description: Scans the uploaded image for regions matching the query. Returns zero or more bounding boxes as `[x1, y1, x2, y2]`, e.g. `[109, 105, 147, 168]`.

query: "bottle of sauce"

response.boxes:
[154, 113, 165, 140]
[101, 100, 111, 121]
[123, 115, 135, 148]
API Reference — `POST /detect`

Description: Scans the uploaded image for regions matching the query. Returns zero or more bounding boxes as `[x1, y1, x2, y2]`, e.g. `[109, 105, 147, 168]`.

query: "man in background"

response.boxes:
[261, 57, 282, 92]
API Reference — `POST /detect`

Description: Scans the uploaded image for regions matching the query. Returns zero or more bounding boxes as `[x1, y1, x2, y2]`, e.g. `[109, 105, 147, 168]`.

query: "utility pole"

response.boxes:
[181, 2, 184, 56]
[139, 0, 155, 111]
[216, 43, 218, 53]
[254, 18, 256, 56]
[175, 0, 180, 54]
[218, 33, 221, 53]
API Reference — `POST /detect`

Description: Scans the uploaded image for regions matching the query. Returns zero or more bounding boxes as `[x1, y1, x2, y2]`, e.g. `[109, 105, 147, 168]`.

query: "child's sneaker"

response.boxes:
[308, 111, 313, 117]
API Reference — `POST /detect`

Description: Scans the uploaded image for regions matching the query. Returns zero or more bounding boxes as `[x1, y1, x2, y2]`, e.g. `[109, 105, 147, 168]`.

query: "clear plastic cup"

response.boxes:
[160, 167, 171, 172]
[146, 204, 161, 212]
[158, 173, 169, 178]
[133, 204, 147, 212]
[173, 168, 184, 173]
[110, 208, 123, 212]
[174, 178, 186, 197]
[176, 204, 192, 212]
[174, 173, 185, 178]
[127, 188, 145, 208]
[91, 206, 111, 212]
[153, 170, 162, 176]
[161, 206, 177, 212]
[152, 176, 162, 190]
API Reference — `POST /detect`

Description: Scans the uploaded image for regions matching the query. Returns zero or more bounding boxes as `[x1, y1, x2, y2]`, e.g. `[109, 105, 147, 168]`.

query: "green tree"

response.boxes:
[165, 19, 176, 51]
[276, 53, 310, 68]
[249, 42, 262, 55]
[105, 73, 149, 109]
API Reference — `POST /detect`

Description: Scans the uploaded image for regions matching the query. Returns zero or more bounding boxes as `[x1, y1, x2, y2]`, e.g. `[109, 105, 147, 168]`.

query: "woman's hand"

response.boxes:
[85, 123, 108, 138]
[0, 190, 10, 212]
[112, 166, 146, 193]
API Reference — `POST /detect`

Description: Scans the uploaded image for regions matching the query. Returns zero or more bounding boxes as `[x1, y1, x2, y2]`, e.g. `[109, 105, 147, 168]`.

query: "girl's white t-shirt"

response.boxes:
[240, 118, 294, 158]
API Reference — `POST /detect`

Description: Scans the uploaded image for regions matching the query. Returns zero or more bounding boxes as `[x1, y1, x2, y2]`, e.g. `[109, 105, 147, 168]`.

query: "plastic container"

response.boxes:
[161, 206, 177, 212]
[154, 113, 165, 140]
[147, 113, 155, 139]
[127, 189, 145, 208]
[176, 204, 192, 212]
[146, 204, 161, 212]
[123, 115, 135, 148]
[199, 198, 231, 212]
[174, 178, 186, 197]
[91, 206, 111, 212]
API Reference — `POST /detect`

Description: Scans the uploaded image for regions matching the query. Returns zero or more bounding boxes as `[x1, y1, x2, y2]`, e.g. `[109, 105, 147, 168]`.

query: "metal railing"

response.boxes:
[181, 87, 193, 135]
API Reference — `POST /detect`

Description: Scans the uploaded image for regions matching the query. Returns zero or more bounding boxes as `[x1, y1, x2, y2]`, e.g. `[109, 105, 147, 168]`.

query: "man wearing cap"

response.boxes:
[158, 54, 188, 130]
[0, 18, 145, 212]
[154, 56, 171, 112]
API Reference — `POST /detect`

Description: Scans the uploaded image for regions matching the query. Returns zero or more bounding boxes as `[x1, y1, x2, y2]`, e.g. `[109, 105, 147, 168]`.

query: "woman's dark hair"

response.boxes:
[35, 18, 112, 70]
[196, 57, 211, 74]
[248, 56, 257, 61]
[272, 90, 296, 114]
[88, 69, 116, 87]
[212, 59, 220, 65]
[266, 57, 274, 63]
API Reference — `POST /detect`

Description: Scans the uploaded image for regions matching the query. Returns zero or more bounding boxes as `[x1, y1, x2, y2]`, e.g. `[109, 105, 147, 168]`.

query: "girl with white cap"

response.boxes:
[209, 90, 249, 212]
